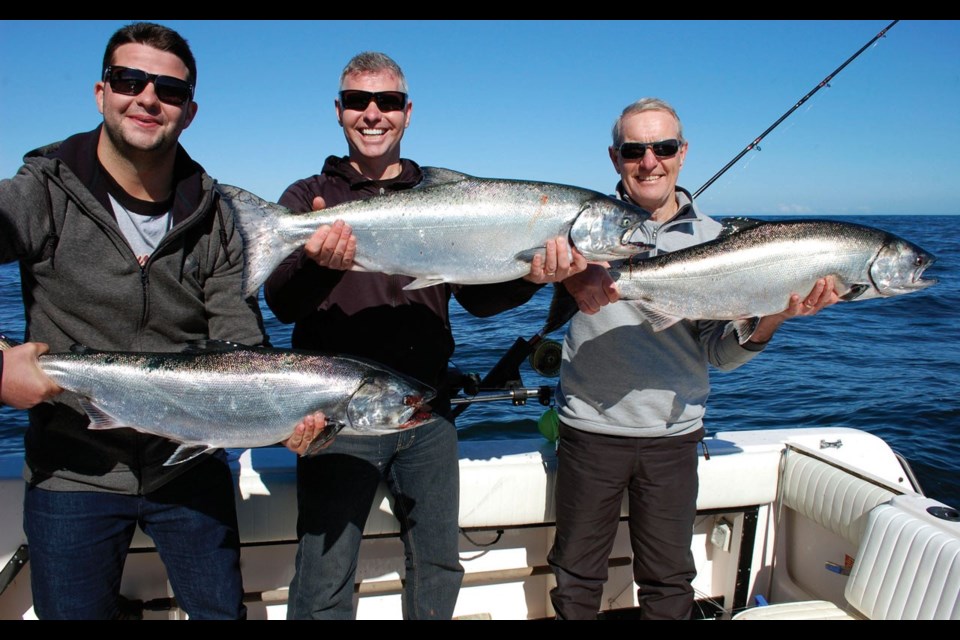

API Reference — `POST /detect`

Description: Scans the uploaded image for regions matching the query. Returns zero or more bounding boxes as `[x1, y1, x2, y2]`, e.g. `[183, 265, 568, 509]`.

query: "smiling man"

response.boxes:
[547, 98, 839, 620]
[264, 51, 584, 620]
[0, 23, 265, 619]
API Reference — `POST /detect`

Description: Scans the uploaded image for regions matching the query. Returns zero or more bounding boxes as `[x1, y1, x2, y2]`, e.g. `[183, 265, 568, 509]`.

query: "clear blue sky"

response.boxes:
[2, 20, 957, 215]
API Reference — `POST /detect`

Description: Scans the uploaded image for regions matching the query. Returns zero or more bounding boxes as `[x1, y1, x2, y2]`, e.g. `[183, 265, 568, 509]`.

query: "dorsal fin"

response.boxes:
[68, 343, 97, 355]
[418, 167, 472, 189]
[180, 339, 251, 354]
[718, 216, 766, 238]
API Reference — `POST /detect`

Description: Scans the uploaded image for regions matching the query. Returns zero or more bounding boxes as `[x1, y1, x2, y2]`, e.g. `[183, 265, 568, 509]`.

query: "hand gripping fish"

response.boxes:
[0, 338, 436, 466]
[219, 167, 654, 298]
[609, 218, 937, 342]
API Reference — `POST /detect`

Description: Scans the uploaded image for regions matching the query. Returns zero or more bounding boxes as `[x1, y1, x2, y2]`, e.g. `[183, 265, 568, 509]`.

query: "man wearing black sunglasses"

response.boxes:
[546, 98, 839, 620]
[0, 22, 263, 619]
[265, 51, 583, 620]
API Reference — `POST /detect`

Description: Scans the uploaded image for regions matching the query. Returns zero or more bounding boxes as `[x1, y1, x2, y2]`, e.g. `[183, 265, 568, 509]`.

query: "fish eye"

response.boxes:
[621, 216, 634, 227]
[915, 256, 925, 267]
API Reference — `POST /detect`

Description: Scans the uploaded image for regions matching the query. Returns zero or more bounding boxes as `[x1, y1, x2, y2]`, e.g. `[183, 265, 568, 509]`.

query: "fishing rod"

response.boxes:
[693, 19, 899, 199]
[453, 20, 901, 418]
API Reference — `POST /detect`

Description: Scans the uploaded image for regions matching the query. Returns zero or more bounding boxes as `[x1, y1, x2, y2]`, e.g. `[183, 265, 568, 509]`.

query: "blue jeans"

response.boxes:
[287, 417, 464, 619]
[23, 455, 245, 620]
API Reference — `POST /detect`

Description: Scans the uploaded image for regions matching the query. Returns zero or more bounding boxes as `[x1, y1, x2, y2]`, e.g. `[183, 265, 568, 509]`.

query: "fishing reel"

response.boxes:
[527, 338, 562, 377]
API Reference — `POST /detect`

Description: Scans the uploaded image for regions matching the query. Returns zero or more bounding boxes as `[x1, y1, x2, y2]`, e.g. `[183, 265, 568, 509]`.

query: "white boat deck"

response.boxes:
[1, 426, 954, 620]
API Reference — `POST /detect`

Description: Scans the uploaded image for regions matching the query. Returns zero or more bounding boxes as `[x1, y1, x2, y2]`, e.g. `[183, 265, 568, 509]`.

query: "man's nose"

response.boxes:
[639, 147, 659, 169]
[136, 82, 162, 109]
[362, 100, 383, 120]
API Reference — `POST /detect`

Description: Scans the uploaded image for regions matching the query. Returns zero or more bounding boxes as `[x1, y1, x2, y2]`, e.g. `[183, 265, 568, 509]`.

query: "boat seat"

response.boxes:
[735, 484, 960, 619]
[778, 447, 897, 547]
[731, 599, 856, 620]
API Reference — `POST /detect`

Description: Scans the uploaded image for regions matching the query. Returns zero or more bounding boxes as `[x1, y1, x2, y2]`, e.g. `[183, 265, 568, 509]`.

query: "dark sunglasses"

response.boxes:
[338, 90, 408, 112]
[103, 66, 194, 106]
[617, 139, 682, 160]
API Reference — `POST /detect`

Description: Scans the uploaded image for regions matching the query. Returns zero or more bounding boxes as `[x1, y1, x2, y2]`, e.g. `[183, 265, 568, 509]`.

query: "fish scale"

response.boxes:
[0, 339, 437, 466]
[220, 167, 655, 297]
[611, 219, 936, 341]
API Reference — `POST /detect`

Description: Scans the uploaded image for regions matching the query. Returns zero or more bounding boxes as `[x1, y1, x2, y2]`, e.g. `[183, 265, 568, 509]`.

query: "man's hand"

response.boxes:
[748, 276, 841, 344]
[562, 263, 620, 315]
[1, 342, 62, 409]
[303, 196, 357, 271]
[283, 411, 335, 455]
[524, 237, 588, 284]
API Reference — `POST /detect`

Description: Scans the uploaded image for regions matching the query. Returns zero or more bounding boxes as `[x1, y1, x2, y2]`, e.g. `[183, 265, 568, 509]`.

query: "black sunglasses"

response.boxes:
[617, 139, 682, 160]
[103, 66, 194, 107]
[338, 90, 408, 112]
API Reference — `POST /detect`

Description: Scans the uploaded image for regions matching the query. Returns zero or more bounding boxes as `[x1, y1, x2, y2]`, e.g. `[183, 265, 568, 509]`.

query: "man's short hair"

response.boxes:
[102, 22, 198, 87]
[339, 52, 409, 95]
[612, 98, 684, 147]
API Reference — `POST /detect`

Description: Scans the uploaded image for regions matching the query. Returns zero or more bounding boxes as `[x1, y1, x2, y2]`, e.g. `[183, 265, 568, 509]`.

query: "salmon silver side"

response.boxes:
[0, 340, 436, 466]
[611, 219, 937, 341]
[220, 167, 654, 298]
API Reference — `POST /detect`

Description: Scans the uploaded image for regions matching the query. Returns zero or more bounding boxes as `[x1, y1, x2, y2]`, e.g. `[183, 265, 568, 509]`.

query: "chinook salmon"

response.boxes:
[219, 167, 654, 298]
[0, 337, 436, 466]
[609, 218, 937, 342]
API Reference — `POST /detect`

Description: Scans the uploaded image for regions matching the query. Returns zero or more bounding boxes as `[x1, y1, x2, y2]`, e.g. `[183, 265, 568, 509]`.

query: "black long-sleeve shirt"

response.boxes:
[264, 156, 542, 414]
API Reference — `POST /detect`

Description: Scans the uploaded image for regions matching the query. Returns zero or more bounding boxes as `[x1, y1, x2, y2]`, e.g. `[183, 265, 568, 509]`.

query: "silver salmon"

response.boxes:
[219, 167, 654, 297]
[0, 338, 436, 466]
[610, 218, 937, 342]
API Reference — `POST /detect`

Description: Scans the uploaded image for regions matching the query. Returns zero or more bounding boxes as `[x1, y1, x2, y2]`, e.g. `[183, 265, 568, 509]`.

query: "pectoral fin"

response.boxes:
[514, 248, 545, 263]
[302, 421, 346, 457]
[840, 284, 870, 301]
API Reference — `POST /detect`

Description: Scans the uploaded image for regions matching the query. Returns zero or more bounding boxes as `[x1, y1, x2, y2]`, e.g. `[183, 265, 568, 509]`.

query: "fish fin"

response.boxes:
[418, 167, 471, 188]
[78, 398, 129, 430]
[181, 339, 251, 354]
[632, 302, 684, 332]
[840, 284, 870, 301]
[403, 277, 446, 290]
[718, 216, 765, 238]
[723, 317, 760, 345]
[163, 444, 216, 467]
[514, 248, 544, 263]
[302, 421, 346, 457]
[68, 344, 98, 355]
[217, 183, 295, 299]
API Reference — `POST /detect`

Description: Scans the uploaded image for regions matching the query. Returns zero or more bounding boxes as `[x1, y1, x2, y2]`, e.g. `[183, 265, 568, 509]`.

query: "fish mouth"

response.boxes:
[402, 407, 438, 429]
[400, 392, 439, 429]
[910, 253, 938, 290]
[622, 225, 655, 254]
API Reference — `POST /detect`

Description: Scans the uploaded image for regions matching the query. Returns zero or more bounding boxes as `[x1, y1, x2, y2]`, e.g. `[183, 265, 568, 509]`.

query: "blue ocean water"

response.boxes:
[1, 215, 957, 508]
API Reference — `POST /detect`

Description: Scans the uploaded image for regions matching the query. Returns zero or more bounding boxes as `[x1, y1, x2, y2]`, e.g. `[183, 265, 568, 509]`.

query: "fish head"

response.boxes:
[569, 196, 655, 261]
[346, 372, 438, 434]
[869, 236, 938, 297]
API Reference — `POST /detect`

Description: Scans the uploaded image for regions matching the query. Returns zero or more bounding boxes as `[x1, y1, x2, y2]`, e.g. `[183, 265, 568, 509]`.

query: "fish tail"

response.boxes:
[216, 184, 292, 298]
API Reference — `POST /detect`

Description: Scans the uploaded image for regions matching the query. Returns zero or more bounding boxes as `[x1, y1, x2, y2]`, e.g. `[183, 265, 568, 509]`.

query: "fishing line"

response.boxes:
[693, 20, 900, 199]
[457, 21, 901, 419]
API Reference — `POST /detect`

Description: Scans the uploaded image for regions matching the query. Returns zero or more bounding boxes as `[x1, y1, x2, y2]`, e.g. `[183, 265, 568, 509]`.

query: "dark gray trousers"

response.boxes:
[548, 423, 703, 620]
